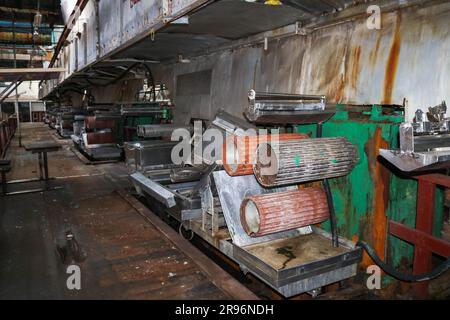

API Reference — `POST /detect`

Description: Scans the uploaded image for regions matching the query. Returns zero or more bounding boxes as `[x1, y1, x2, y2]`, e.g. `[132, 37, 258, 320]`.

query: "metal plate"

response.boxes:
[213, 170, 312, 247]
[380, 148, 450, 172]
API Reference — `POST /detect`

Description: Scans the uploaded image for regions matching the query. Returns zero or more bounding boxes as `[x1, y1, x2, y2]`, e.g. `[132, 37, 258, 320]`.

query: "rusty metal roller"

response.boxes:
[240, 187, 329, 237]
[222, 133, 308, 176]
[254, 137, 359, 187]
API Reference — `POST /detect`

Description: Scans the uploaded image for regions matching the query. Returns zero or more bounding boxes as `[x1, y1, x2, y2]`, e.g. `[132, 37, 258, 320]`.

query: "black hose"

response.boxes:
[356, 240, 450, 282]
[85, 62, 156, 101]
[86, 63, 140, 87]
[316, 122, 339, 247]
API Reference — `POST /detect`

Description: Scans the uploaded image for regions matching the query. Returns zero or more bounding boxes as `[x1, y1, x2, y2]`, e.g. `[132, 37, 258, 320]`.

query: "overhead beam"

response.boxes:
[0, 53, 50, 61]
[0, 68, 65, 81]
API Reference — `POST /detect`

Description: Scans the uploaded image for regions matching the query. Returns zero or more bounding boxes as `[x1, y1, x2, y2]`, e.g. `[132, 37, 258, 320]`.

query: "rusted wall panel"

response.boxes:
[151, 2, 450, 123]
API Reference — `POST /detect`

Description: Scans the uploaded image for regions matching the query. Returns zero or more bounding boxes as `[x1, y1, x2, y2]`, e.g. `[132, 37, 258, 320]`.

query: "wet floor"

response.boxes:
[0, 123, 254, 299]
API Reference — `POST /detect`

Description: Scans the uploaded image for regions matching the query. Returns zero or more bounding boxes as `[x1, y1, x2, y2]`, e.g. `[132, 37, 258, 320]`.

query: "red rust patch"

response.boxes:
[372, 128, 389, 263]
[362, 127, 389, 268]
[383, 12, 402, 104]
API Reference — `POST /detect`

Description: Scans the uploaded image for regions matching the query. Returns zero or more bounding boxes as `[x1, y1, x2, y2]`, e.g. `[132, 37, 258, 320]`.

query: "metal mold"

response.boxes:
[232, 227, 362, 297]
[240, 187, 329, 237]
[124, 140, 178, 171]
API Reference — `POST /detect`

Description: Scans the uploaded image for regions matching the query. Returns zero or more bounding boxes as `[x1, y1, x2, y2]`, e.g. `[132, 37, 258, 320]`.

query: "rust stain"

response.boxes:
[363, 127, 389, 269]
[350, 46, 361, 90]
[334, 74, 346, 103]
[383, 12, 402, 104]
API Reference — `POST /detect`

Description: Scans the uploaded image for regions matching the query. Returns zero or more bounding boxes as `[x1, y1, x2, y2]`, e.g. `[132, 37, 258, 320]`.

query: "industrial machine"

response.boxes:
[120, 83, 173, 141]
[127, 91, 363, 298]
[380, 101, 450, 172]
[56, 112, 75, 138]
[71, 84, 174, 161]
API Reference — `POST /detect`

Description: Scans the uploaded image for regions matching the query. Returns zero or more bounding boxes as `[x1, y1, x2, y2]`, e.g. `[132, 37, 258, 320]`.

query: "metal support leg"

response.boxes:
[43, 151, 49, 189]
[316, 122, 339, 247]
[38, 152, 43, 180]
[323, 178, 339, 247]
[412, 179, 435, 299]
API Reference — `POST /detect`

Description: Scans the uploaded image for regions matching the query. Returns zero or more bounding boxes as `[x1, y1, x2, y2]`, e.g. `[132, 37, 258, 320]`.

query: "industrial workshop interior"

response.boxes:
[0, 0, 450, 308]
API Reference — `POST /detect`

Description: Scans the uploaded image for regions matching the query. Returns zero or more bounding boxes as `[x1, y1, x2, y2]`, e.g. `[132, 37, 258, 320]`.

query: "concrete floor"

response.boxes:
[1, 123, 449, 300]
[0, 123, 255, 299]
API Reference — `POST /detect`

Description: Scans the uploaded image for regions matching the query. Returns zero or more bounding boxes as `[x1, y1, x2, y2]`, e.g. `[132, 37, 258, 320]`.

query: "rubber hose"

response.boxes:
[356, 241, 450, 282]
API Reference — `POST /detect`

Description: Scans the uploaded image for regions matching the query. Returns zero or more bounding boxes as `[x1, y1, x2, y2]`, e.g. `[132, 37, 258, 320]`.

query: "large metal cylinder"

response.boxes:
[240, 187, 329, 237]
[254, 137, 359, 187]
[222, 133, 308, 176]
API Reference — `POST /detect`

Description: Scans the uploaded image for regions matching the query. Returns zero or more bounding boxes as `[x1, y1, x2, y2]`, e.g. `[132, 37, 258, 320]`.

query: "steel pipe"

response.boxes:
[254, 137, 359, 186]
[240, 187, 329, 237]
[222, 133, 308, 176]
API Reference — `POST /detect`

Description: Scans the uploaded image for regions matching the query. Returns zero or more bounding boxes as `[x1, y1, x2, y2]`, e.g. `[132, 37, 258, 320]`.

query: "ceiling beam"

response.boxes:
[0, 53, 50, 61]
[0, 6, 60, 16]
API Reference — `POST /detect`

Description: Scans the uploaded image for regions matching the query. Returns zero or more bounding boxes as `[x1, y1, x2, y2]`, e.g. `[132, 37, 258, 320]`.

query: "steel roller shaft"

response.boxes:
[254, 137, 359, 186]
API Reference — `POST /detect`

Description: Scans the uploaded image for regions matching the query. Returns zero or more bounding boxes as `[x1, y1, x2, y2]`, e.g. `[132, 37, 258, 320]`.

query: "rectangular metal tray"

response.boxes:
[232, 227, 362, 297]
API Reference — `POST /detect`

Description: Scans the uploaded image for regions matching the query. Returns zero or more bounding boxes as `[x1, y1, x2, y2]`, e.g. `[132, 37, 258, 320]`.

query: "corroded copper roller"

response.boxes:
[254, 137, 359, 187]
[240, 187, 329, 237]
[222, 133, 308, 176]
[84, 116, 116, 130]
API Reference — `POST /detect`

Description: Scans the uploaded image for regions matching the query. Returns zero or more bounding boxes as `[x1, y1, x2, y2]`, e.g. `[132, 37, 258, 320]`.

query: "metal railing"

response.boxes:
[0, 114, 17, 158]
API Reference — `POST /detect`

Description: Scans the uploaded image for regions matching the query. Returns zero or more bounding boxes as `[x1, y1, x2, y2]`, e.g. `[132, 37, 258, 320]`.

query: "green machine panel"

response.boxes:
[295, 105, 444, 283]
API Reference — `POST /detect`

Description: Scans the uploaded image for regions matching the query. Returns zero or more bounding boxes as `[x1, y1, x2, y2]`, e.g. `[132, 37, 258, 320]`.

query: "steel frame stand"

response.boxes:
[389, 174, 450, 299]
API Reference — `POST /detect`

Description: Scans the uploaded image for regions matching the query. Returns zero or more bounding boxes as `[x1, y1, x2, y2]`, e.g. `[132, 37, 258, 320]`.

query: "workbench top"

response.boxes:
[23, 141, 61, 152]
